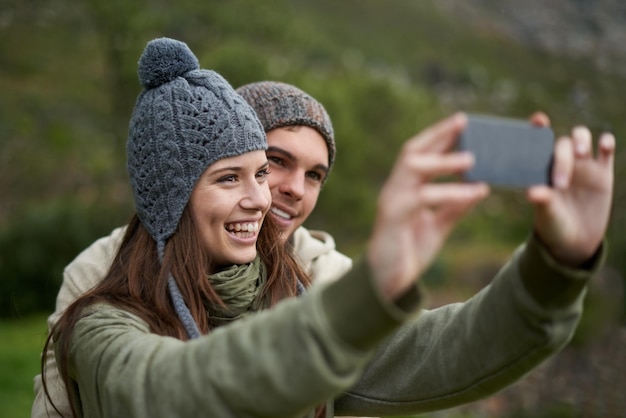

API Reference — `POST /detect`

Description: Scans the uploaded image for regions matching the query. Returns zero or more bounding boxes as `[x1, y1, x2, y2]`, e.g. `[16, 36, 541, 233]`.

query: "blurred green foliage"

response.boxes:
[0, 314, 48, 418]
[0, 199, 130, 316]
[0, 0, 624, 321]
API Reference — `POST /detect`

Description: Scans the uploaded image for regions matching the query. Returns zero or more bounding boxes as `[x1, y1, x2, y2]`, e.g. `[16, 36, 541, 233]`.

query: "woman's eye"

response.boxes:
[256, 168, 271, 182]
[257, 168, 271, 179]
[218, 175, 237, 183]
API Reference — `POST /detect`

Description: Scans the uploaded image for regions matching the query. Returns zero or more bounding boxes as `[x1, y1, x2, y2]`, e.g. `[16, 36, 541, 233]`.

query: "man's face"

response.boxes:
[265, 126, 329, 240]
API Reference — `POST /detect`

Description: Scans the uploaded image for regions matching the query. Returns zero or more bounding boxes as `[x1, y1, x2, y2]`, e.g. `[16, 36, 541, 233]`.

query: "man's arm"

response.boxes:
[31, 226, 126, 418]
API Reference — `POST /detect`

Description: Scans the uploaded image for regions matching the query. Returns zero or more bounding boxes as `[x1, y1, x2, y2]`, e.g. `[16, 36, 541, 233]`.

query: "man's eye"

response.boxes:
[306, 172, 322, 182]
[267, 156, 284, 166]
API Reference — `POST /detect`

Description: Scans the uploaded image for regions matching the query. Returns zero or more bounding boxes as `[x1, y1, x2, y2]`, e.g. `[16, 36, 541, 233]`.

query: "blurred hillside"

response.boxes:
[1, 0, 624, 317]
[439, 0, 626, 77]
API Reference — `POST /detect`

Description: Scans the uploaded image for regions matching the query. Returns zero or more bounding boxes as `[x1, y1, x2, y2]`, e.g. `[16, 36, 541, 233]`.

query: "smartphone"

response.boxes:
[457, 114, 555, 188]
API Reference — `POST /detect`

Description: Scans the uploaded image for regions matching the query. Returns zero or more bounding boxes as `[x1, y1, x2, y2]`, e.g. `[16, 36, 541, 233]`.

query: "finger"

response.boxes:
[406, 113, 468, 154]
[434, 188, 489, 235]
[597, 132, 616, 167]
[572, 126, 593, 158]
[528, 111, 550, 127]
[551, 137, 574, 190]
[417, 183, 489, 208]
[402, 151, 475, 179]
[526, 184, 553, 205]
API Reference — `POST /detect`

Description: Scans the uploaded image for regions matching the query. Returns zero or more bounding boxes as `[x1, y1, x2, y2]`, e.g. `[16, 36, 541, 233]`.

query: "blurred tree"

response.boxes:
[0, 0, 623, 319]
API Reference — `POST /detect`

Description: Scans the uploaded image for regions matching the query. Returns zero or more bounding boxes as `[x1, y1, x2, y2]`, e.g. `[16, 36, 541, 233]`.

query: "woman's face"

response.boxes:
[189, 150, 271, 267]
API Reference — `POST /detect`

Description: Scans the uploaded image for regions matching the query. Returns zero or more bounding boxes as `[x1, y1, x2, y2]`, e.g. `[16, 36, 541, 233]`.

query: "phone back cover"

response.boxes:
[458, 115, 554, 188]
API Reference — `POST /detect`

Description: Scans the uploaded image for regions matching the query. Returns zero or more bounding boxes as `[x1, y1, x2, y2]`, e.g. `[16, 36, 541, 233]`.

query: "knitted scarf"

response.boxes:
[206, 257, 269, 326]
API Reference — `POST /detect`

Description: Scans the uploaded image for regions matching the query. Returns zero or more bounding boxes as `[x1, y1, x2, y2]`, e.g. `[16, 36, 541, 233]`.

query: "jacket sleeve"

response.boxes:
[63, 257, 423, 418]
[334, 234, 605, 416]
[31, 227, 125, 418]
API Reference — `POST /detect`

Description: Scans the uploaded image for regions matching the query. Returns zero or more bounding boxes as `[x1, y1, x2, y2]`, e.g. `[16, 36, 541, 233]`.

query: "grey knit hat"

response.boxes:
[236, 81, 335, 171]
[127, 37, 267, 338]
[128, 37, 267, 254]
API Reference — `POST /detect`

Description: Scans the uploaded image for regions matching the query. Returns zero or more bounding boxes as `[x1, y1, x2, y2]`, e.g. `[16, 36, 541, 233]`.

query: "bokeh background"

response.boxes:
[1, 0, 624, 417]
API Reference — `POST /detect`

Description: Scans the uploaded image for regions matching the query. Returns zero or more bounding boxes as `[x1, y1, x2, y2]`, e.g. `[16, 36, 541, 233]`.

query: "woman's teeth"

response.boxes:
[225, 222, 259, 237]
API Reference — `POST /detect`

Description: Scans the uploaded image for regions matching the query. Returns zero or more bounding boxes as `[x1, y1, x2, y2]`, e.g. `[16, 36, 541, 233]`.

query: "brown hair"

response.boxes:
[42, 208, 312, 416]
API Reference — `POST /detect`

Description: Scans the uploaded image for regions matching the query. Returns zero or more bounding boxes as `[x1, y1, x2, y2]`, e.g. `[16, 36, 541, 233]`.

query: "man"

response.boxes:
[33, 80, 615, 417]
[237, 81, 353, 284]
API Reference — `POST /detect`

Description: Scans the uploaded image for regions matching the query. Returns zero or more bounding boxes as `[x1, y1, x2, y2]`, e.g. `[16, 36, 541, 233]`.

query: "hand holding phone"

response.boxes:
[457, 114, 555, 188]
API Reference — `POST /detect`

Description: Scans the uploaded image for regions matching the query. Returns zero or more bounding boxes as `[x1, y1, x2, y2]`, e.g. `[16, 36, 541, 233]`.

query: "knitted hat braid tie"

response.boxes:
[128, 37, 267, 339]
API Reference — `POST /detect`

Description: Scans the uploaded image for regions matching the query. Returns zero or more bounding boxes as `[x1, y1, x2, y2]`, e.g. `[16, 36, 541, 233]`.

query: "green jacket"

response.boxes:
[60, 235, 601, 417]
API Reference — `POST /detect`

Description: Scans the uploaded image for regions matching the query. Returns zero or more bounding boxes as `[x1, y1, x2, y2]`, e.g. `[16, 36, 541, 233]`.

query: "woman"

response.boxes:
[43, 37, 318, 416]
[43, 37, 614, 418]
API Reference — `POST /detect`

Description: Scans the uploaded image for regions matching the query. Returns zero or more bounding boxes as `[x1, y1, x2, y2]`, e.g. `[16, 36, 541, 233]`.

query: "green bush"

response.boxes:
[0, 314, 49, 418]
[0, 199, 128, 318]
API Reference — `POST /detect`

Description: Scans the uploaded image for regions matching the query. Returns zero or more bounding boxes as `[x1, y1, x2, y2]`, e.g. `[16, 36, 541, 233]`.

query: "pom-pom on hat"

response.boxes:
[127, 37, 267, 256]
[236, 81, 336, 173]
[126, 37, 267, 339]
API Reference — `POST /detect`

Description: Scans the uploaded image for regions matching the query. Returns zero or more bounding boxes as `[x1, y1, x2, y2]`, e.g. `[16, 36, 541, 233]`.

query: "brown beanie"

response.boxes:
[236, 81, 336, 172]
